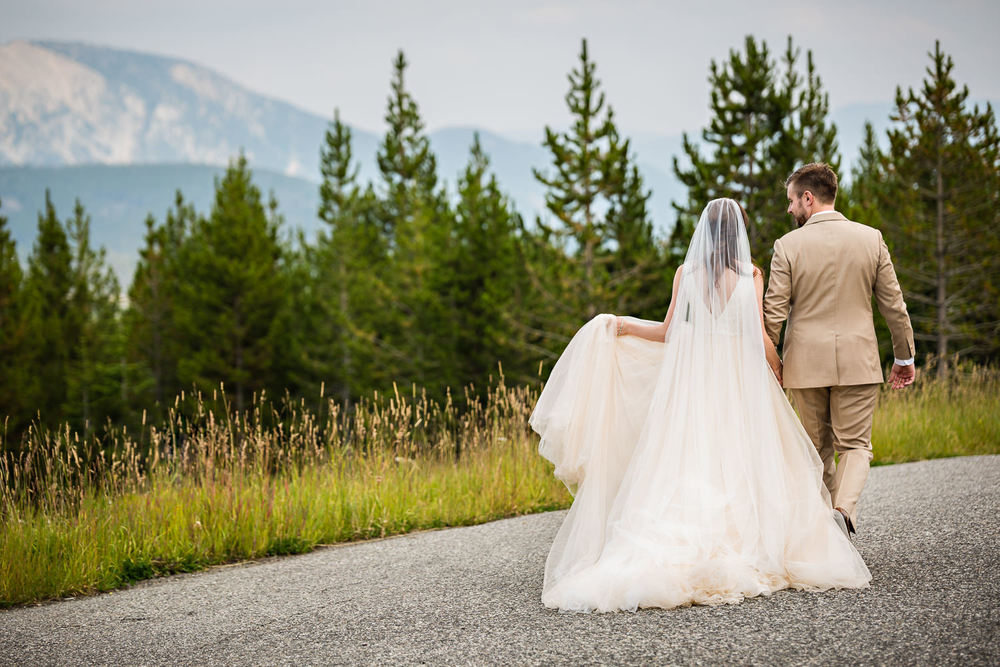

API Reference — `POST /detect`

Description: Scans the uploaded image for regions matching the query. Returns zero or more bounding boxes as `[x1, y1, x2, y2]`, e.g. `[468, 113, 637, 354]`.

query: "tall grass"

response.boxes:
[1, 375, 570, 607]
[2, 366, 998, 607]
[872, 362, 1000, 464]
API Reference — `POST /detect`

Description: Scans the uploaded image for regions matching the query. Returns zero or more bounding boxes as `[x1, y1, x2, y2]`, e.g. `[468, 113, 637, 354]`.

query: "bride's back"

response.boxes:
[675, 197, 758, 340]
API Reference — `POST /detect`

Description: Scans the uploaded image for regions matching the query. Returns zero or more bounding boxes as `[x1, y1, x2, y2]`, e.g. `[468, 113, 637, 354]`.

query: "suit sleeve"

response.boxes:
[873, 232, 915, 360]
[763, 238, 791, 350]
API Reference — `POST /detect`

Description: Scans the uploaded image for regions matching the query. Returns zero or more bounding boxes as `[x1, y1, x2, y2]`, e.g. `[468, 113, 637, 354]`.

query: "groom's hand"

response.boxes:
[888, 363, 916, 389]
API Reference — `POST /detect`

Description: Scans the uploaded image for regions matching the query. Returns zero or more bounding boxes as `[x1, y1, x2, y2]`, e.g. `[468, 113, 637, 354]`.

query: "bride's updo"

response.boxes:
[702, 198, 752, 283]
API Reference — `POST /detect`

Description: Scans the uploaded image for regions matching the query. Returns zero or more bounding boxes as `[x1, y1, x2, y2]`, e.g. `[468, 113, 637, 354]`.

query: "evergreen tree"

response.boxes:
[376, 51, 440, 231]
[0, 199, 27, 439]
[63, 200, 122, 434]
[880, 42, 1000, 376]
[21, 191, 74, 429]
[843, 122, 886, 229]
[532, 38, 628, 321]
[674, 36, 784, 262]
[303, 109, 389, 403]
[173, 154, 289, 412]
[126, 191, 195, 417]
[375, 50, 454, 395]
[605, 160, 670, 318]
[527, 37, 665, 361]
[674, 35, 840, 264]
[774, 38, 840, 177]
[450, 133, 526, 387]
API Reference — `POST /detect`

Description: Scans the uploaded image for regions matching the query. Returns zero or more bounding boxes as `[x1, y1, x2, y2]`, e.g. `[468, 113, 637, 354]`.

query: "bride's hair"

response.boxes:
[703, 198, 753, 285]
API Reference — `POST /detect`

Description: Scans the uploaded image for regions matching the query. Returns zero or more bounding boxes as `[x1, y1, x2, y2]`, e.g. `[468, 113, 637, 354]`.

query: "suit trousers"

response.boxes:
[788, 384, 881, 525]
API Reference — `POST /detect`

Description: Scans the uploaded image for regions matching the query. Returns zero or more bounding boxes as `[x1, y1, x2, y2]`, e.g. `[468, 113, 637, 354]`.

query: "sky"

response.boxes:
[2, 0, 999, 138]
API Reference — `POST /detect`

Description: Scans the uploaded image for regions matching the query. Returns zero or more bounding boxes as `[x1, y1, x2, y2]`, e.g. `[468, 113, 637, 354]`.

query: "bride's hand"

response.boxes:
[614, 317, 628, 337]
[770, 361, 783, 387]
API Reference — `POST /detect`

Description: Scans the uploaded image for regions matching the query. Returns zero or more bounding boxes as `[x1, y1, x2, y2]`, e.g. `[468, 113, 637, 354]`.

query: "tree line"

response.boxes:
[0, 37, 996, 445]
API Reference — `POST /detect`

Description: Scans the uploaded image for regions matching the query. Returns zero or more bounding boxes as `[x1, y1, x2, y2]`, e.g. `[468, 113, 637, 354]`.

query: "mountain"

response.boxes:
[0, 39, 381, 179]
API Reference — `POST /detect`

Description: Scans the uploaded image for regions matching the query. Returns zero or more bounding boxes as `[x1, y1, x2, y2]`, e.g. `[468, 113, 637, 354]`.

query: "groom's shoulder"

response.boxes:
[838, 216, 884, 243]
[778, 212, 881, 244]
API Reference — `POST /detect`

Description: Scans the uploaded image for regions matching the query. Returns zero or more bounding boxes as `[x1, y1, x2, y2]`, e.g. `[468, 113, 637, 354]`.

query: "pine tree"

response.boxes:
[303, 109, 389, 404]
[881, 42, 1000, 376]
[126, 191, 195, 418]
[377, 51, 440, 237]
[0, 198, 27, 440]
[844, 122, 886, 229]
[531, 39, 629, 321]
[174, 154, 289, 412]
[450, 133, 526, 387]
[775, 38, 840, 175]
[605, 160, 669, 318]
[674, 35, 840, 264]
[21, 191, 74, 429]
[375, 50, 454, 395]
[526, 37, 665, 365]
[674, 36, 783, 262]
[63, 200, 122, 434]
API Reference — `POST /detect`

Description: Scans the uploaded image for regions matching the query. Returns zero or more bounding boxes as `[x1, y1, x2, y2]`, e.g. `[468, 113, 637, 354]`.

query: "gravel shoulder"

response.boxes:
[1, 455, 998, 666]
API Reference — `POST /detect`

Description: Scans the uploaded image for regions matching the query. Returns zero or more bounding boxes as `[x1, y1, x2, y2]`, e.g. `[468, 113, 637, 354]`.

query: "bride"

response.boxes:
[529, 198, 871, 613]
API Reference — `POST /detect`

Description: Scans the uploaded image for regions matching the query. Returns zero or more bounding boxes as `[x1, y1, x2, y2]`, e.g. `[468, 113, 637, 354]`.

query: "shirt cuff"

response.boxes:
[894, 357, 915, 366]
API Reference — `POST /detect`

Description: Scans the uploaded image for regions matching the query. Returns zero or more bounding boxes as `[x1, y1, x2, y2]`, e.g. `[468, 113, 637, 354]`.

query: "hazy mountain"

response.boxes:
[0, 39, 380, 178]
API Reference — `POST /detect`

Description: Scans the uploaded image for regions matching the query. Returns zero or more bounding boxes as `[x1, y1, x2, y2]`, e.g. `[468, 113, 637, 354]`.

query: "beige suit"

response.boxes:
[764, 211, 914, 524]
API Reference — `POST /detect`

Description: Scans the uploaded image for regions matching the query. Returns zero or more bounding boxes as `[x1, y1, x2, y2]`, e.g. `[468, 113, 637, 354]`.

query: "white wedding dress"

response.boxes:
[530, 199, 871, 613]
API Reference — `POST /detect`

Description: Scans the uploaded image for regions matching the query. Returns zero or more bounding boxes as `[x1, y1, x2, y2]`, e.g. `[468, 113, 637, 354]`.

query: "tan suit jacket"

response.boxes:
[764, 211, 915, 388]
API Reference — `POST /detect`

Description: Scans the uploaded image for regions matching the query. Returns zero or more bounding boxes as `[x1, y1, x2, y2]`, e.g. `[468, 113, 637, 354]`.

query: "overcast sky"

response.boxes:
[3, 0, 998, 138]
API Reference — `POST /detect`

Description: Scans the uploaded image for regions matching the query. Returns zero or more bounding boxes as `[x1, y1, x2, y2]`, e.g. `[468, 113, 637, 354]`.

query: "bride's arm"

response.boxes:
[754, 267, 783, 384]
[617, 265, 684, 343]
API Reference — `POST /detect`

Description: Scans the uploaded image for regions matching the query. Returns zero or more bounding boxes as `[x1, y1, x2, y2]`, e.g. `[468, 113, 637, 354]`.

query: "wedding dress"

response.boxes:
[530, 198, 872, 613]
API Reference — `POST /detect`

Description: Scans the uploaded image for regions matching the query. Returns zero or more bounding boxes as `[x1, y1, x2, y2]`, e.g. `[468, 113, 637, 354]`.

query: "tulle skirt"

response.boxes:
[530, 314, 872, 613]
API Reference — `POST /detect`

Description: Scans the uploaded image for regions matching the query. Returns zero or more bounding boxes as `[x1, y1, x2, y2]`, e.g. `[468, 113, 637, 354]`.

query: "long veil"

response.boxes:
[531, 198, 871, 612]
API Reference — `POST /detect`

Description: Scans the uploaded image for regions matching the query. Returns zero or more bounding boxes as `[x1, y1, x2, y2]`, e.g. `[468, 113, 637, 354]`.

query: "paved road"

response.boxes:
[2, 455, 998, 666]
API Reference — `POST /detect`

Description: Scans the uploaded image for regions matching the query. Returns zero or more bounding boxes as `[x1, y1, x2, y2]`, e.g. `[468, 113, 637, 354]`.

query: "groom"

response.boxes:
[764, 162, 915, 537]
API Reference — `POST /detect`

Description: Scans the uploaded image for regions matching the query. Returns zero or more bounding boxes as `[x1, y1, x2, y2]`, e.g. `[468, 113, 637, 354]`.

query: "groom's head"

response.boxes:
[785, 163, 838, 227]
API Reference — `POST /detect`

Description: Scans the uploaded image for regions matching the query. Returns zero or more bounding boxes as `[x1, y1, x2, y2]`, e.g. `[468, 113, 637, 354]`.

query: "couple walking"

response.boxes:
[530, 163, 916, 613]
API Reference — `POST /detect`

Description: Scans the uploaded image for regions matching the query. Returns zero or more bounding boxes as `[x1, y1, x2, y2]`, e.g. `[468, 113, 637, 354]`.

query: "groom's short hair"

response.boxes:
[786, 163, 838, 203]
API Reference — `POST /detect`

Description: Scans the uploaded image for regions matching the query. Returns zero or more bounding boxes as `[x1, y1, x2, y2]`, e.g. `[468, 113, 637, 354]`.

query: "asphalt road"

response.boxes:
[1, 455, 998, 666]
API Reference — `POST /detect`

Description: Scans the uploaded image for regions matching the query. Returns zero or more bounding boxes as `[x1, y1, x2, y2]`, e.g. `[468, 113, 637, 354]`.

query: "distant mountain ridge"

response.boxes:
[0, 39, 370, 177]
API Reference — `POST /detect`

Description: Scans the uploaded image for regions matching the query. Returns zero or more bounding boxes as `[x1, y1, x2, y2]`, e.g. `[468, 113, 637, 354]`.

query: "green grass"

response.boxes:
[872, 364, 1000, 464]
[1, 443, 567, 606]
[2, 367, 998, 607]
